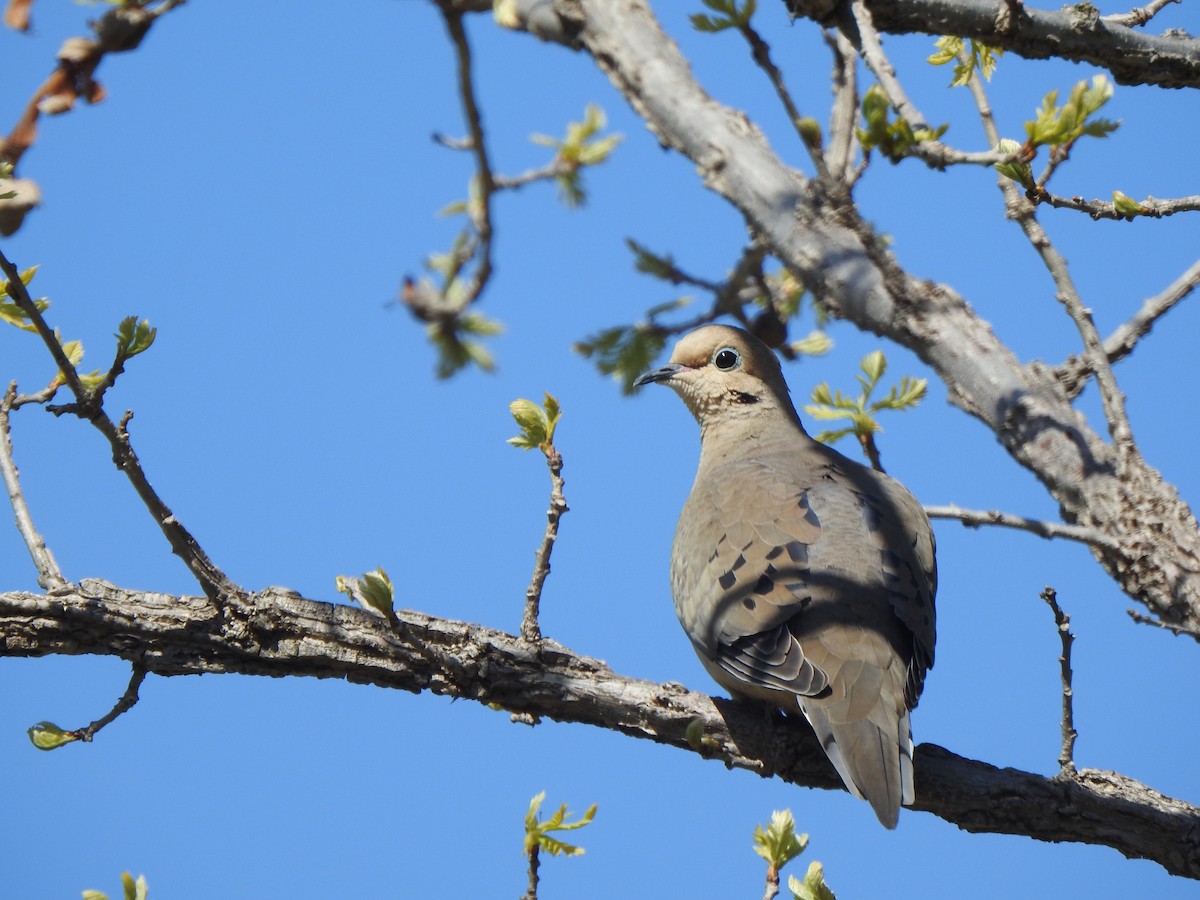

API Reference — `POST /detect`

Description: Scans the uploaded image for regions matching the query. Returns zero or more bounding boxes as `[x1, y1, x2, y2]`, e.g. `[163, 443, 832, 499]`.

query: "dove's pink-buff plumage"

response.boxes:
[636, 325, 936, 828]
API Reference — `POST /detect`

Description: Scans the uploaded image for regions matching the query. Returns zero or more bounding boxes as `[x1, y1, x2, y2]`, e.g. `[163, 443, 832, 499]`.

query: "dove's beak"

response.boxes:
[633, 363, 686, 387]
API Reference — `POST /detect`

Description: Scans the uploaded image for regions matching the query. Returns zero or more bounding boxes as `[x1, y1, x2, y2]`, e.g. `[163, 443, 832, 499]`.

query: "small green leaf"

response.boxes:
[789, 860, 838, 900]
[790, 330, 831, 356]
[994, 148, 1034, 190]
[574, 325, 666, 395]
[81, 891, 108, 900]
[859, 349, 886, 388]
[28, 720, 78, 751]
[0, 295, 49, 332]
[1111, 190, 1145, 217]
[689, 0, 756, 31]
[336, 568, 395, 619]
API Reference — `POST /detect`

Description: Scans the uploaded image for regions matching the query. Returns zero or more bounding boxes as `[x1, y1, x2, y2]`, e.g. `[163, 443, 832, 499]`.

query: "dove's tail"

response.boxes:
[800, 703, 914, 829]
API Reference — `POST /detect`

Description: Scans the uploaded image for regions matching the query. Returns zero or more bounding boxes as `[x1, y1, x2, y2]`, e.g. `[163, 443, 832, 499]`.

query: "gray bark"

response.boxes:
[2, 580, 1197, 878]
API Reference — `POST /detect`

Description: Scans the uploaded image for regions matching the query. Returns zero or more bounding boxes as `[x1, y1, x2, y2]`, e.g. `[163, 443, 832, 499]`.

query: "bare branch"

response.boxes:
[1128, 608, 1200, 638]
[1, 581, 1197, 877]
[1041, 587, 1078, 776]
[823, 30, 862, 185]
[1102, 0, 1180, 29]
[0, 382, 65, 589]
[522, 440, 568, 643]
[72, 664, 148, 743]
[925, 504, 1121, 552]
[1056, 257, 1200, 397]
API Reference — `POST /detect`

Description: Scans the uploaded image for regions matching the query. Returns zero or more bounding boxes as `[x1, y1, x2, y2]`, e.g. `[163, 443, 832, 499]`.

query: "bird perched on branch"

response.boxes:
[634, 325, 936, 828]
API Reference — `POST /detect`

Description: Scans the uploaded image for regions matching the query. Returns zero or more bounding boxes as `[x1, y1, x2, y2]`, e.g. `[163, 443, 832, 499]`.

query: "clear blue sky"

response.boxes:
[1, 2, 1197, 897]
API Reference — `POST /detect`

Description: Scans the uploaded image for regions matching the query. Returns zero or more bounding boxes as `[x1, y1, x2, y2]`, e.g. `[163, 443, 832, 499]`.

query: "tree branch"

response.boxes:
[1, 581, 1196, 877]
[925, 504, 1121, 552]
[1056, 257, 1200, 398]
[785, 0, 1200, 90]
[0, 382, 65, 589]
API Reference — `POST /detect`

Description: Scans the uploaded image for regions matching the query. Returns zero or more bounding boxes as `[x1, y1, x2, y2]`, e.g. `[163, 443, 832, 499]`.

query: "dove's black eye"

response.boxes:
[713, 347, 741, 371]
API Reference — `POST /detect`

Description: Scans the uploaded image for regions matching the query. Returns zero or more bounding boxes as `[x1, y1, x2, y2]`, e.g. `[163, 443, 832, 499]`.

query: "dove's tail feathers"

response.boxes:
[800, 703, 913, 830]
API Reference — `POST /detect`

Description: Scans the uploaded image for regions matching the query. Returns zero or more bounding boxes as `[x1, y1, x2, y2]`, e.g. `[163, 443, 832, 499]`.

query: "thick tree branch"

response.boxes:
[785, 0, 1200, 90]
[0, 582, 1196, 877]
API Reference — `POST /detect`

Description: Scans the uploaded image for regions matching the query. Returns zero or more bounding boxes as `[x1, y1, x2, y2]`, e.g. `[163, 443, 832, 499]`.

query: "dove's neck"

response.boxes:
[695, 399, 808, 464]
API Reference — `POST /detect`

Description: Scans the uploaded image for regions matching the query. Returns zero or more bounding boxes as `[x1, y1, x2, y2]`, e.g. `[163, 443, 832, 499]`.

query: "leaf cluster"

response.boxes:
[690, 0, 756, 32]
[1025, 75, 1118, 149]
[752, 810, 837, 900]
[523, 791, 598, 858]
[531, 105, 623, 207]
[927, 36, 1003, 87]
[2, 266, 157, 393]
[753, 809, 808, 871]
[507, 392, 562, 452]
[856, 85, 947, 162]
[805, 349, 926, 445]
[428, 311, 503, 378]
[575, 323, 669, 395]
[0, 264, 47, 331]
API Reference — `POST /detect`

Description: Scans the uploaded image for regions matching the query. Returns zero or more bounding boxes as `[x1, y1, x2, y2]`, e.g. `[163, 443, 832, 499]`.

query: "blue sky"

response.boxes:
[1, 2, 1198, 897]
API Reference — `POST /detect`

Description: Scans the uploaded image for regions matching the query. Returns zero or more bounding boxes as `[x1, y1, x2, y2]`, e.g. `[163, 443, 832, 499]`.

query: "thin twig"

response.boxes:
[963, 54, 1138, 464]
[859, 431, 885, 473]
[437, 3, 494, 312]
[1102, 0, 1179, 27]
[0, 248, 241, 602]
[737, 20, 827, 177]
[0, 382, 66, 589]
[961, 48, 1001, 147]
[1056, 257, 1200, 397]
[73, 664, 148, 743]
[1031, 190, 1200, 220]
[925, 504, 1121, 552]
[764, 866, 780, 900]
[522, 441, 568, 643]
[522, 843, 540, 900]
[823, 30, 861, 186]
[1040, 587, 1077, 777]
[961, 64, 1139, 472]
[1127, 608, 1200, 638]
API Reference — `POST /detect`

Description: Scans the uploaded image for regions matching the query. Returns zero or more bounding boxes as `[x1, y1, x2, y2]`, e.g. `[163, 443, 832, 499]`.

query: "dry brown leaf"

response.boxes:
[3, 0, 33, 33]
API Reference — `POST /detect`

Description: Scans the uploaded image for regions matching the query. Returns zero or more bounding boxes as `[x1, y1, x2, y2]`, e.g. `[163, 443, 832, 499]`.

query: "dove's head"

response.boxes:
[634, 325, 802, 437]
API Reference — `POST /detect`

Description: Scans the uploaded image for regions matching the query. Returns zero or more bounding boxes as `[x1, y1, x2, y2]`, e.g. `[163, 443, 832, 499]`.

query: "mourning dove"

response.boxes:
[635, 325, 936, 828]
